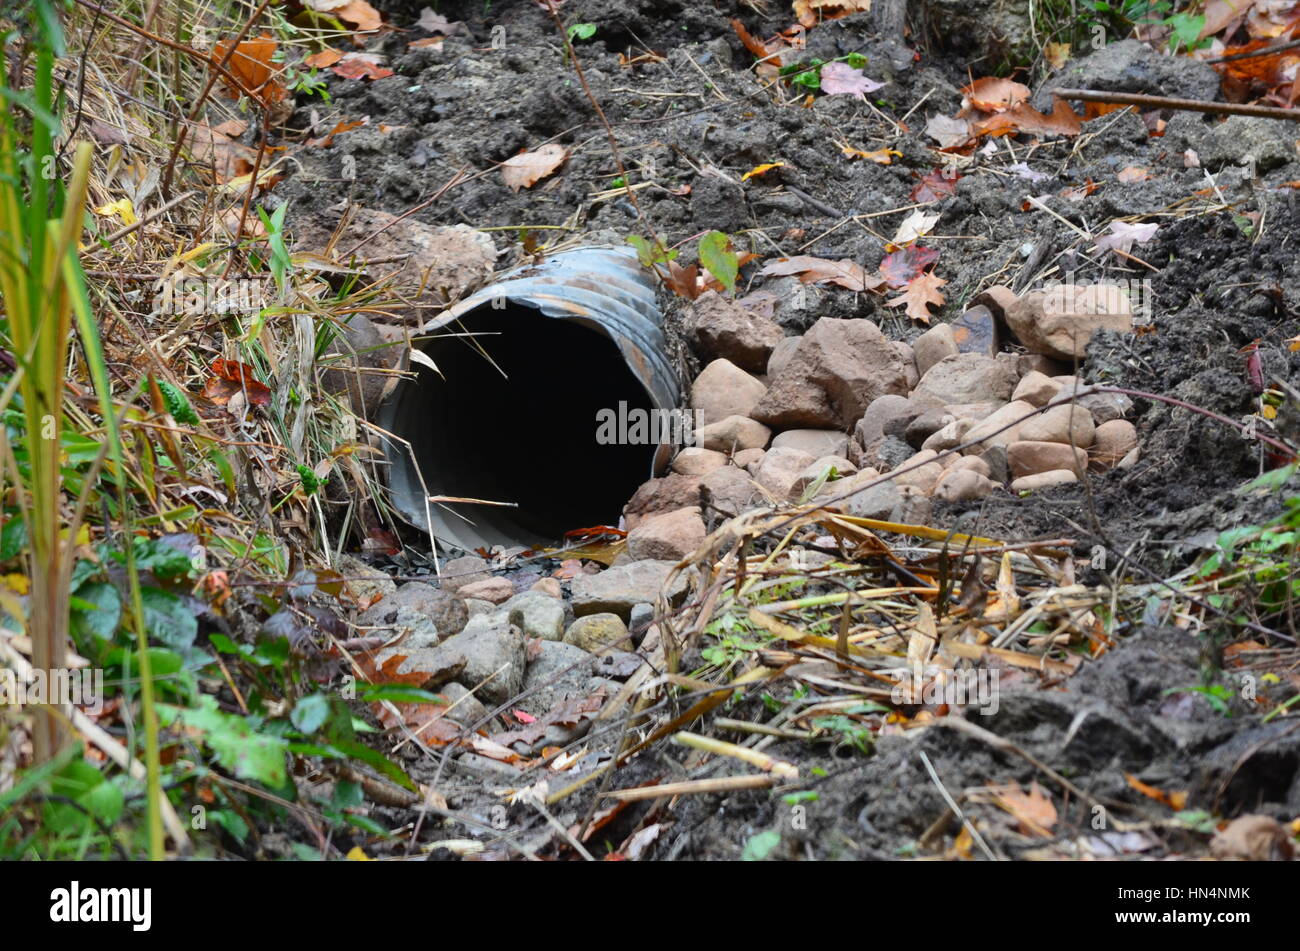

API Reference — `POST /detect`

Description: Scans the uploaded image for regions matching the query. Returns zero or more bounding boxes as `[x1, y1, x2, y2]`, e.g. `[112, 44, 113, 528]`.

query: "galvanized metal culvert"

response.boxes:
[378, 246, 680, 551]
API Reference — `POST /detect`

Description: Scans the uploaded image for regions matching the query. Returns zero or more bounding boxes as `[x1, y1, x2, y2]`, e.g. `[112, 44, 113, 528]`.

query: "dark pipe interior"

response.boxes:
[402, 304, 658, 541]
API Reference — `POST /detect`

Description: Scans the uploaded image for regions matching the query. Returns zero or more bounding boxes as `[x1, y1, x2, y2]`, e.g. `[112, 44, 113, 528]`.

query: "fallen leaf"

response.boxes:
[820, 61, 885, 99]
[213, 118, 248, 137]
[501, 143, 568, 192]
[842, 146, 899, 163]
[408, 36, 444, 49]
[758, 255, 884, 292]
[1117, 165, 1151, 182]
[886, 271, 946, 323]
[990, 781, 1057, 836]
[1094, 220, 1159, 258]
[909, 168, 959, 203]
[1210, 814, 1294, 861]
[306, 118, 364, 147]
[742, 162, 787, 181]
[1006, 162, 1048, 182]
[186, 121, 257, 184]
[925, 113, 971, 148]
[211, 34, 285, 105]
[1058, 178, 1098, 201]
[961, 76, 1031, 113]
[304, 48, 343, 68]
[879, 245, 939, 289]
[890, 209, 940, 246]
[1124, 773, 1188, 810]
[1201, 0, 1255, 38]
[1044, 41, 1071, 69]
[331, 0, 383, 32]
[416, 7, 466, 34]
[792, 0, 873, 28]
[202, 358, 273, 407]
[971, 98, 1082, 138]
[330, 52, 393, 80]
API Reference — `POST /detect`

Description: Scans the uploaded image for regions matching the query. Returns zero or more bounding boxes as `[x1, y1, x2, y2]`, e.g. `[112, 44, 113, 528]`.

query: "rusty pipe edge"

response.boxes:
[376, 245, 680, 552]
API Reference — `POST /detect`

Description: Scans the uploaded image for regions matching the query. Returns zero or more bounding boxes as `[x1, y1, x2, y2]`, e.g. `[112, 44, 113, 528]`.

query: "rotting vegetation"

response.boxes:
[1, 0, 1300, 863]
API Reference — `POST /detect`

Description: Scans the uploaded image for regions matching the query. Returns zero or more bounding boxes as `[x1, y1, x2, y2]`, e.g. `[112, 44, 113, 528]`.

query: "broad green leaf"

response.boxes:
[698, 230, 738, 294]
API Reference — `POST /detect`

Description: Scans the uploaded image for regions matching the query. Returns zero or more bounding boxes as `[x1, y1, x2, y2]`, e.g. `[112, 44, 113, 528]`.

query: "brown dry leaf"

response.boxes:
[991, 781, 1057, 836]
[842, 146, 900, 163]
[758, 255, 885, 292]
[1044, 41, 1071, 69]
[333, 0, 383, 32]
[1117, 165, 1151, 182]
[925, 113, 971, 148]
[304, 48, 344, 68]
[961, 76, 1031, 113]
[501, 143, 568, 192]
[408, 36, 444, 49]
[212, 118, 248, 137]
[792, 0, 873, 28]
[330, 52, 394, 80]
[417, 8, 467, 34]
[972, 98, 1082, 138]
[306, 118, 364, 148]
[187, 121, 256, 184]
[886, 271, 946, 323]
[211, 34, 285, 105]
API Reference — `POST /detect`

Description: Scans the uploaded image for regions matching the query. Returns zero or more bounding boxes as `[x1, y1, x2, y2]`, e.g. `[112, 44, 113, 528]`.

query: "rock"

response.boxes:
[980, 444, 1010, 483]
[752, 446, 816, 499]
[438, 613, 526, 705]
[320, 313, 399, 416]
[623, 472, 703, 530]
[913, 324, 958, 377]
[905, 408, 954, 448]
[696, 415, 771, 453]
[818, 468, 901, 519]
[686, 290, 784, 373]
[950, 305, 998, 356]
[1199, 116, 1299, 174]
[1010, 469, 1079, 492]
[948, 455, 992, 478]
[944, 402, 1000, 421]
[912, 353, 1017, 407]
[457, 751, 521, 779]
[969, 285, 1019, 324]
[1005, 284, 1134, 360]
[856, 394, 920, 448]
[570, 560, 688, 619]
[1012, 370, 1062, 407]
[750, 317, 909, 429]
[336, 553, 396, 607]
[933, 467, 998, 501]
[892, 450, 945, 492]
[1035, 39, 1222, 113]
[457, 577, 514, 604]
[517, 640, 603, 717]
[922, 417, 975, 453]
[690, 359, 767, 425]
[439, 555, 492, 595]
[358, 582, 468, 649]
[383, 646, 466, 690]
[898, 484, 931, 523]
[771, 429, 850, 458]
[734, 448, 765, 469]
[670, 447, 729, 476]
[502, 590, 571, 641]
[565, 612, 632, 652]
[1018, 403, 1096, 446]
[530, 577, 563, 598]
[700, 464, 763, 518]
[1118, 447, 1140, 469]
[431, 682, 490, 729]
[1091, 419, 1138, 469]
[625, 506, 706, 561]
[1007, 440, 1088, 478]
[767, 336, 801, 377]
[1019, 354, 1072, 377]
[1062, 383, 1133, 423]
[463, 598, 496, 618]
[868, 435, 916, 471]
[893, 340, 919, 389]
[789, 455, 857, 498]
[962, 400, 1036, 452]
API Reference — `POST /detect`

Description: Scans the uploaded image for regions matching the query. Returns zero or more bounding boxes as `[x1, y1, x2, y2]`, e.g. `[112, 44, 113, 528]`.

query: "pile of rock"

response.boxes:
[617, 282, 1141, 559]
[347, 554, 686, 769]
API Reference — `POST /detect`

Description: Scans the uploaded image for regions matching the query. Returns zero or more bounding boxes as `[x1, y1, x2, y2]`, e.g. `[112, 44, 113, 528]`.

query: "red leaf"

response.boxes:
[910, 168, 960, 203]
[202, 359, 272, 406]
[880, 245, 940, 289]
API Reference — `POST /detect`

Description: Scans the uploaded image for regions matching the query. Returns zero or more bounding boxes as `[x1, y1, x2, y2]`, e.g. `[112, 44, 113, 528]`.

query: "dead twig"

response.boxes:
[1053, 87, 1300, 121]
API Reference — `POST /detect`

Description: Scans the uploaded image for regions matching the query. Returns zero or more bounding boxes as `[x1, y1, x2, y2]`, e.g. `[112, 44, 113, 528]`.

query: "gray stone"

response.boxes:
[771, 428, 850, 458]
[503, 590, 571, 641]
[570, 559, 688, 619]
[565, 612, 632, 653]
[912, 353, 1017, 407]
[438, 613, 526, 705]
[856, 394, 919, 448]
[686, 290, 784, 373]
[817, 468, 902, 519]
[357, 582, 468, 649]
[439, 555, 491, 595]
[518, 640, 601, 717]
